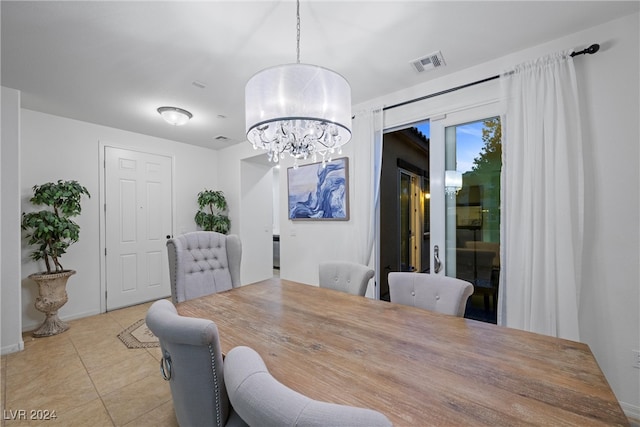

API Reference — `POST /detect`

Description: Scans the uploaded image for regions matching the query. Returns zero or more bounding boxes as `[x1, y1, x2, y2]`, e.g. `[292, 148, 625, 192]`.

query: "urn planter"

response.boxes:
[21, 180, 90, 338]
[29, 270, 76, 337]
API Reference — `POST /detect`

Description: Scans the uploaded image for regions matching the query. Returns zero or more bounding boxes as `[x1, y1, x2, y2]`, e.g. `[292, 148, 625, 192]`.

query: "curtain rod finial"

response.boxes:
[586, 44, 600, 54]
[571, 43, 600, 57]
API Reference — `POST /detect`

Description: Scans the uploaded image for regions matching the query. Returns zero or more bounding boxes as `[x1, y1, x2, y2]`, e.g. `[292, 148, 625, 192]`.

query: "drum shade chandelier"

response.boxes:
[245, 0, 352, 167]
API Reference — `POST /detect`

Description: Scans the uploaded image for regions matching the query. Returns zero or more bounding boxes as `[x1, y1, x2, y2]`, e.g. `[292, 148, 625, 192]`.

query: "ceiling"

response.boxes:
[2, 1, 638, 150]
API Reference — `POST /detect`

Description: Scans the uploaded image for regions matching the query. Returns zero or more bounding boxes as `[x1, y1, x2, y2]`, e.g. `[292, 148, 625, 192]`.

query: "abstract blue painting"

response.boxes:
[287, 157, 349, 220]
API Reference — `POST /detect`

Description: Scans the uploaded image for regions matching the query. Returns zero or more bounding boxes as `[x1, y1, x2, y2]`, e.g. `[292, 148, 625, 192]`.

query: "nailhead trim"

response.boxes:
[208, 343, 223, 427]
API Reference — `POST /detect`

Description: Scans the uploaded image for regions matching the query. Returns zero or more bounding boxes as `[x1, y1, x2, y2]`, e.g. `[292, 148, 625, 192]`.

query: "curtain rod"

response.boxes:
[382, 43, 600, 112]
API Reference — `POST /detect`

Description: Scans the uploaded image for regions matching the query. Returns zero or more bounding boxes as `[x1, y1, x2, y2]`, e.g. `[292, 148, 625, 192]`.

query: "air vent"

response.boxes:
[410, 51, 446, 73]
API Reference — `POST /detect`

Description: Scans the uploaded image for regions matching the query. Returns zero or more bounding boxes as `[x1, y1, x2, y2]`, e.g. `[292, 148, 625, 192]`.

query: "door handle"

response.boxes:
[434, 245, 442, 274]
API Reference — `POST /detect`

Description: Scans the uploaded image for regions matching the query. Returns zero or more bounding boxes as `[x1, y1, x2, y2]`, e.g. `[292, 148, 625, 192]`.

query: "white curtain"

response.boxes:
[353, 107, 383, 267]
[499, 52, 584, 341]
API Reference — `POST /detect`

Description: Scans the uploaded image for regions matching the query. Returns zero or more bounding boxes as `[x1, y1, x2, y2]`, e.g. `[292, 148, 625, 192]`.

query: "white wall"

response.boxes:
[277, 149, 362, 286]
[573, 13, 640, 418]
[19, 110, 219, 331]
[1, 87, 24, 355]
[271, 13, 639, 415]
[217, 142, 276, 285]
[240, 157, 274, 285]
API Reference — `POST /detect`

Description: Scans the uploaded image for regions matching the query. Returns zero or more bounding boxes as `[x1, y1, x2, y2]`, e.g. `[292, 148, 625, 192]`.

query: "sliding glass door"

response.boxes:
[378, 79, 503, 320]
[430, 105, 502, 322]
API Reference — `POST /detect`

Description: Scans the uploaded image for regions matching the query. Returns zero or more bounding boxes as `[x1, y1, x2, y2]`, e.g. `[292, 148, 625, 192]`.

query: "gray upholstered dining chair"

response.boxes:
[388, 272, 474, 317]
[223, 346, 392, 427]
[318, 261, 375, 296]
[145, 300, 247, 427]
[167, 231, 241, 303]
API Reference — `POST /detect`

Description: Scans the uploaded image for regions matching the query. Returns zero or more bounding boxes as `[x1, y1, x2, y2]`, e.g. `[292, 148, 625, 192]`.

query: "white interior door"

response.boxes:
[105, 147, 173, 310]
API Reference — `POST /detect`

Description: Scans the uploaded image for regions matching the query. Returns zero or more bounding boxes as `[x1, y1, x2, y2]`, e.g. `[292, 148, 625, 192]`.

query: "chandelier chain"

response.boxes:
[296, 0, 301, 64]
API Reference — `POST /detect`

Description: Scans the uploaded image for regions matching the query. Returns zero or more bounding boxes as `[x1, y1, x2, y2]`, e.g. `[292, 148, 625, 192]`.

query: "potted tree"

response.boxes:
[194, 189, 230, 234]
[21, 180, 90, 337]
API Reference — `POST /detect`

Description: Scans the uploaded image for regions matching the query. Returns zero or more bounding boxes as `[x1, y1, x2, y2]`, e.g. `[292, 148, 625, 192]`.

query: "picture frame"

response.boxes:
[287, 157, 349, 220]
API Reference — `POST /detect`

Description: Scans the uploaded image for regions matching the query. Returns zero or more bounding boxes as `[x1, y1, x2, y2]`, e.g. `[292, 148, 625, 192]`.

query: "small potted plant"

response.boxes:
[194, 189, 230, 234]
[21, 179, 90, 337]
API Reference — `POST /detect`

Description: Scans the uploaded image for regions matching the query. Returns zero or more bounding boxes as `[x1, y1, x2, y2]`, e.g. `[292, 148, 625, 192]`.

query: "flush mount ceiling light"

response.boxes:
[245, 0, 352, 168]
[157, 106, 193, 126]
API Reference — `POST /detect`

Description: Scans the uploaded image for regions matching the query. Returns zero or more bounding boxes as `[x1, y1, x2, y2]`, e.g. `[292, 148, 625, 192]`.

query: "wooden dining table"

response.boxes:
[177, 277, 627, 426]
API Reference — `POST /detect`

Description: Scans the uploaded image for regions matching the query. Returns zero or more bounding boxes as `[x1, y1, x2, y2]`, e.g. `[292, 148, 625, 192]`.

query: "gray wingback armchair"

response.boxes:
[167, 231, 241, 303]
[223, 346, 392, 427]
[145, 300, 246, 427]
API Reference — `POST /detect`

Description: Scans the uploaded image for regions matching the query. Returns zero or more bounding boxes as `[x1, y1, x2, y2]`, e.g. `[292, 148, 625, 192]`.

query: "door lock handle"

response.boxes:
[434, 245, 442, 274]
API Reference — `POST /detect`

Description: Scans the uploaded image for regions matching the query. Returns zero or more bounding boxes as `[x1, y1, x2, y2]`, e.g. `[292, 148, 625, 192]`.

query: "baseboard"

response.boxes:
[622, 401, 640, 420]
[1, 340, 24, 355]
[21, 309, 101, 333]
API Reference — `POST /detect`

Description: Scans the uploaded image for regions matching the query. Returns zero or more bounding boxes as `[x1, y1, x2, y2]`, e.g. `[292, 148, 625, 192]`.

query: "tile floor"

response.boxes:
[1, 300, 178, 427]
[2, 293, 639, 427]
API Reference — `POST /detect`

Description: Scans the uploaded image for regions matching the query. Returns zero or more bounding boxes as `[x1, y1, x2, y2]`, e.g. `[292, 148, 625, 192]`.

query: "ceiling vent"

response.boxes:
[410, 51, 446, 73]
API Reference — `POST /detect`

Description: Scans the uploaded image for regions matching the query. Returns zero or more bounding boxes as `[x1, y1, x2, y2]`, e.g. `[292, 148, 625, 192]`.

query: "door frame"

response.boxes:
[98, 142, 176, 313]
[376, 79, 501, 293]
[397, 167, 423, 272]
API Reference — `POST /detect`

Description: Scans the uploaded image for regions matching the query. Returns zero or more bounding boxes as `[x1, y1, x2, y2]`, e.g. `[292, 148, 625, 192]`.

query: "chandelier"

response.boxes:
[445, 170, 463, 196]
[245, 0, 352, 168]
